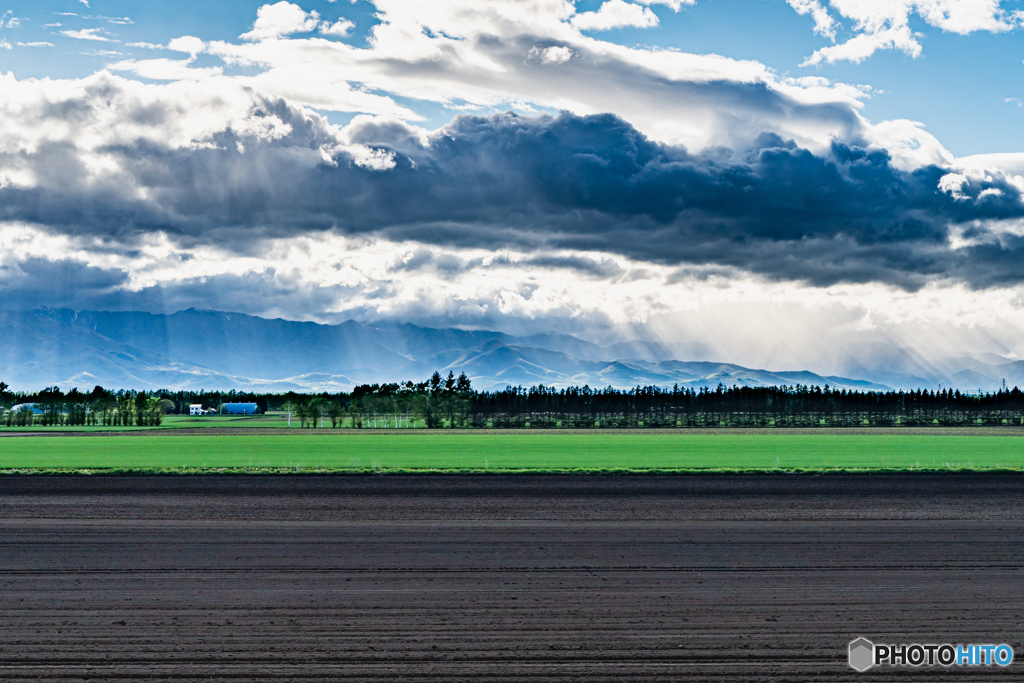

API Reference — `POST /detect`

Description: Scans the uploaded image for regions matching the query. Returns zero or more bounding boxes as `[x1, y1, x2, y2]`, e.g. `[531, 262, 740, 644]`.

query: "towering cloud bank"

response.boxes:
[0, 76, 1021, 289]
[1, 0, 1024, 372]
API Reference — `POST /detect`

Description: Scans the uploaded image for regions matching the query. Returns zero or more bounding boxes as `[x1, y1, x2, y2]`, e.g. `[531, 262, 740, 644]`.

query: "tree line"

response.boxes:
[0, 384, 171, 427]
[2, 376, 1024, 428]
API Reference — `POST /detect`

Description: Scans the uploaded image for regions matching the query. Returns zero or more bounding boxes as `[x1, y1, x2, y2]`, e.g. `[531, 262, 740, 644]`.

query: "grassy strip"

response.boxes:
[2, 433, 1024, 472]
[4, 425, 1024, 436]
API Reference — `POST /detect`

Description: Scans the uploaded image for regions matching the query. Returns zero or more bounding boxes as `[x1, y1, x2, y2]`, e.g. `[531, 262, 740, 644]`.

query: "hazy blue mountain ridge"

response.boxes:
[1, 308, 1015, 392]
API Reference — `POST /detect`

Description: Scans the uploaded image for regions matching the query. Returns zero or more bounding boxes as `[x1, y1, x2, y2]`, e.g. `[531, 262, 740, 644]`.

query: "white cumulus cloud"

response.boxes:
[787, 0, 836, 40]
[321, 18, 355, 36]
[799, 0, 1023, 65]
[571, 0, 659, 31]
[196, 0, 886, 155]
[167, 35, 206, 57]
[240, 1, 323, 41]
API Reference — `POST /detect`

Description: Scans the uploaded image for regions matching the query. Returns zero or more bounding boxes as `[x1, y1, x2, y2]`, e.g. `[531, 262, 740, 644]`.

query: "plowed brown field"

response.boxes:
[1, 474, 1021, 681]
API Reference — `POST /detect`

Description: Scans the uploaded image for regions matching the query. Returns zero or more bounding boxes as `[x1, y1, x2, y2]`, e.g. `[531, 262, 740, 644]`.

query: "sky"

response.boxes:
[1, 0, 1024, 374]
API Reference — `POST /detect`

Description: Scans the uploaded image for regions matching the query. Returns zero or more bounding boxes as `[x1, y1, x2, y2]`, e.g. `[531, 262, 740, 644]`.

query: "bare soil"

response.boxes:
[1, 474, 1022, 681]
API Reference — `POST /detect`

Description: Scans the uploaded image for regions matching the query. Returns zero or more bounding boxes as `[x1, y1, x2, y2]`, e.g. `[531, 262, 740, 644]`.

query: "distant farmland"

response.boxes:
[1, 432, 1023, 473]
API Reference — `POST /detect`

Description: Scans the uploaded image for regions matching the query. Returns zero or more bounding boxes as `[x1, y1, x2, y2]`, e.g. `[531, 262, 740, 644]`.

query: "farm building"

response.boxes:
[189, 404, 204, 416]
[222, 403, 258, 415]
[10, 403, 45, 415]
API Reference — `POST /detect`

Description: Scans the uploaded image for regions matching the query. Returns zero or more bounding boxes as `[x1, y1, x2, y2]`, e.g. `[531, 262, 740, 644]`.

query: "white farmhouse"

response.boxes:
[189, 404, 204, 416]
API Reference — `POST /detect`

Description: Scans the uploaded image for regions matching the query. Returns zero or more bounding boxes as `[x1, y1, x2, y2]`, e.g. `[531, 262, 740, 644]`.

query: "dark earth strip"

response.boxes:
[0, 474, 1022, 681]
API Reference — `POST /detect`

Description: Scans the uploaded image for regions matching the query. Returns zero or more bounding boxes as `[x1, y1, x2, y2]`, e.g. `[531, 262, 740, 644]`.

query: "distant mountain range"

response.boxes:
[0, 308, 1020, 392]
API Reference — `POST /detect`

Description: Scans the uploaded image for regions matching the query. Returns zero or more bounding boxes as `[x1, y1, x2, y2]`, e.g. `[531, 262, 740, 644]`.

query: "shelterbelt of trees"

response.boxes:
[3, 374, 1024, 428]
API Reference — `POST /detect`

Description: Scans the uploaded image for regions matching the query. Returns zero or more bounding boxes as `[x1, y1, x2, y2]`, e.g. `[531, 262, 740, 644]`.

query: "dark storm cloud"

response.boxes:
[0, 257, 350, 320]
[4, 103, 1024, 288]
[0, 258, 131, 310]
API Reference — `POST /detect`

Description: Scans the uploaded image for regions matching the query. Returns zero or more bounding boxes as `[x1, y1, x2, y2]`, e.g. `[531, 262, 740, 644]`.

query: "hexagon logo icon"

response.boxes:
[848, 638, 874, 672]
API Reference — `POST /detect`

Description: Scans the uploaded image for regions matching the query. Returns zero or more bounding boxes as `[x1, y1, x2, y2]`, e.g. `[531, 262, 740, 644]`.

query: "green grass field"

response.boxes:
[0, 415, 293, 432]
[1, 432, 1023, 473]
[0, 414, 419, 432]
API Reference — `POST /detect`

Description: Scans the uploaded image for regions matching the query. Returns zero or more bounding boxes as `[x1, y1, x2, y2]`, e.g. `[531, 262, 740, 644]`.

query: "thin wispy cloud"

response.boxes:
[60, 27, 117, 42]
[2, 12, 23, 29]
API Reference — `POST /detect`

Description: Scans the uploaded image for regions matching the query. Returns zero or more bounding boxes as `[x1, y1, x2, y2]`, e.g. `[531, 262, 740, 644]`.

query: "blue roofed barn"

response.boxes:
[222, 403, 258, 415]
